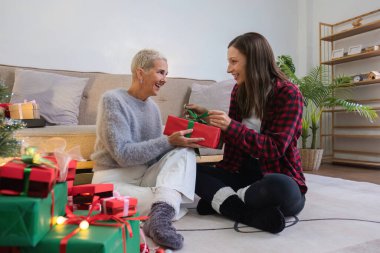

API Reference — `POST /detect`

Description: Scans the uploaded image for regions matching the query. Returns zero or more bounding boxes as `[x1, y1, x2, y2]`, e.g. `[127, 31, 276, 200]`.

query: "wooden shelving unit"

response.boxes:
[321, 50, 380, 65]
[321, 19, 380, 41]
[349, 79, 380, 87]
[319, 9, 380, 168]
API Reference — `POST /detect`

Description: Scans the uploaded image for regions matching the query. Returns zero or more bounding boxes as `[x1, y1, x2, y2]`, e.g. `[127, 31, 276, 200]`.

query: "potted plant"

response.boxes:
[276, 55, 378, 170]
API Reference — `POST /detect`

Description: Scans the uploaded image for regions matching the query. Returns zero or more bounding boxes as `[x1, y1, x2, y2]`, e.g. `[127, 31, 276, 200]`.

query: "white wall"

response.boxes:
[311, 0, 380, 67]
[0, 0, 299, 81]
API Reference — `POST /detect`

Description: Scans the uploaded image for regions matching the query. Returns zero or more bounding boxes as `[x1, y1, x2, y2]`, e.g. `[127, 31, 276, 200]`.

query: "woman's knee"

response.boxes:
[244, 173, 302, 207]
[262, 174, 300, 196]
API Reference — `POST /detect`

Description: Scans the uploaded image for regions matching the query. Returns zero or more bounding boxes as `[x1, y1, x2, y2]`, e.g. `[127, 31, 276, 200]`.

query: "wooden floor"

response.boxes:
[306, 162, 380, 185]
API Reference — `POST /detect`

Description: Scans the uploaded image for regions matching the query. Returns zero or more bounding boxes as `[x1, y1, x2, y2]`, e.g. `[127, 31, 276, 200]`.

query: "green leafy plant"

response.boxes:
[277, 55, 378, 149]
[0, 80, 12, 103]
[0, 80, 25, 157]
[0, 118, 25, 157]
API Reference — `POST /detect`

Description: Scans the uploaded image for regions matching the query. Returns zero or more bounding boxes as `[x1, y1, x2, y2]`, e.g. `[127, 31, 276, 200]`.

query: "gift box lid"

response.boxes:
[0, 161, 56, 182]
[8, 102, 39, 111]
[9, 102, 40, 119]
[101, 197, 137, 209]
[101, 197, 138, 217]
[71, 184, 114, 195]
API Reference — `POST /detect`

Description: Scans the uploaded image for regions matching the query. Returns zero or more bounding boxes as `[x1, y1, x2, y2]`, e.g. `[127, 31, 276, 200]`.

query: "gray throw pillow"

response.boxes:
[189, 79, 235, 113]
[11, 69, 89, 125]
[188, 79, 234, 155]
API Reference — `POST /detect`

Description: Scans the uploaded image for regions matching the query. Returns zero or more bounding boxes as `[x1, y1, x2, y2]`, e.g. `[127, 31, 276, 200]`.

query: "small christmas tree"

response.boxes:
[0, 80, 25, 157]
[0, 80, 11, 103]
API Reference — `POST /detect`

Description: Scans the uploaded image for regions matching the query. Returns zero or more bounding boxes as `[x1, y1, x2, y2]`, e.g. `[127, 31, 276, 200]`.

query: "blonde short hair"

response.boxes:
[131, 49, 167, 78]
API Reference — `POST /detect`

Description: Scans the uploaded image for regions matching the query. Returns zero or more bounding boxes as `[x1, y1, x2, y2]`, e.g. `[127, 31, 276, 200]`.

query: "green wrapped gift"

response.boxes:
[0, 183, 67, 247]
[22, 213, 141, 253]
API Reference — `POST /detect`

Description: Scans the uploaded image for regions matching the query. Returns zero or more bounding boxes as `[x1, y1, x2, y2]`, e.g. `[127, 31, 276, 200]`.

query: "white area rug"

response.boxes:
[147, 174, 380, 252]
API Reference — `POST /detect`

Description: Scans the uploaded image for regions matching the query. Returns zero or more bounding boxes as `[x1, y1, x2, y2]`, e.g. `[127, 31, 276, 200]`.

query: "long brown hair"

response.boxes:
[228, 32, 287, 119]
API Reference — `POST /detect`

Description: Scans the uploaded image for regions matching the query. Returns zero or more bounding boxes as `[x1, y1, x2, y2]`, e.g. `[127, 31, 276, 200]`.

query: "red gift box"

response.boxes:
[101, 196, 138, 217]
[163, 115, 222, 149]
[0, 160, 56, 198]
[70, 184, 114, 209]
[43, 156, 77, 195]
[43, 156, 77, 181]
[65, 160, 77, 195]
[0, 103, 10, 118]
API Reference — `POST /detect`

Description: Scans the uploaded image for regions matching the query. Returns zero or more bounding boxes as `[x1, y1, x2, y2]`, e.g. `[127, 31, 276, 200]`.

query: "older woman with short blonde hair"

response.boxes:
[91, 49, 204, 250]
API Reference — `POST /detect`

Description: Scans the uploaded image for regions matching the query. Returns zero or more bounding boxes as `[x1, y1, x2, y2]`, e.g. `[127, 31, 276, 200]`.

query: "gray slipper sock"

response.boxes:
[143, 201, 184, 250]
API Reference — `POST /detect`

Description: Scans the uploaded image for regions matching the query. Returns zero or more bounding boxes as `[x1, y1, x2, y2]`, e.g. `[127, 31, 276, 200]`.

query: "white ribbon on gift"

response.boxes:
[102, 196, 131, 217]
[17, 103, 23, 119]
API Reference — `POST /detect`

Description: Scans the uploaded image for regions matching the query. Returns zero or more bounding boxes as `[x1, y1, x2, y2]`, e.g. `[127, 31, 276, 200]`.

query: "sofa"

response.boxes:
[0, 64, 230, 166]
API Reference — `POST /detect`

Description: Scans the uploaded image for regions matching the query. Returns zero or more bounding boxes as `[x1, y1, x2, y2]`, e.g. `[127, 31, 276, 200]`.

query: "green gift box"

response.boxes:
[22, 213, 141, 253]
[0, 183, 67, 247]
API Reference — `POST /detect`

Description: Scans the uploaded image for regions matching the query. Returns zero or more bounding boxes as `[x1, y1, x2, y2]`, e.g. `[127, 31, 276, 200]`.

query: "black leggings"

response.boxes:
[195, 159, 305, 216]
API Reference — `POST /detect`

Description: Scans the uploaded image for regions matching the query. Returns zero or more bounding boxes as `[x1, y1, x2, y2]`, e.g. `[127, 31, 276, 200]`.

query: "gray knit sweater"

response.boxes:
[91, 88, 173, 170]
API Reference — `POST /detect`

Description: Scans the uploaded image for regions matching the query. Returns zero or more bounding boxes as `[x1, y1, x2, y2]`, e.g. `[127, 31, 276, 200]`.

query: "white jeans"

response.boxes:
[92, 147, 196, 220]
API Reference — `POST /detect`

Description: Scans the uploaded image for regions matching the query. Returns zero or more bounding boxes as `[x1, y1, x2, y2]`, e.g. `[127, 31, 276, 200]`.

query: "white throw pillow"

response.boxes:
[11, 69, 89, 125]
[189, 79, 235, 113]
[189, 79, 234, 155]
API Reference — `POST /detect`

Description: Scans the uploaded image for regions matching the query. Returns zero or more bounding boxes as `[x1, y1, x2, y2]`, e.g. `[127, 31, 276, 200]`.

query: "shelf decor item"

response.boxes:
[353, 74, 363, 82]
[348, 45, 362, 55]
[331, 48, 344, 59]
[352, 17, 363, 27]
[368, 71, 380, 80]
[364, 45, 379, 52]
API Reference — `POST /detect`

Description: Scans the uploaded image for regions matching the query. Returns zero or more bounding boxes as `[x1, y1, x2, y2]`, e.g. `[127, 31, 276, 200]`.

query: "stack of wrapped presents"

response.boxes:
[0, 107, 224, 253]
[0, 147, 143, 253]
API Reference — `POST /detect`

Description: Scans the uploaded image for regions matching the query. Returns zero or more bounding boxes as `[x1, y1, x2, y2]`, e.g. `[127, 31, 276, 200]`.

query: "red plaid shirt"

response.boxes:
[217, 79, 307, 193]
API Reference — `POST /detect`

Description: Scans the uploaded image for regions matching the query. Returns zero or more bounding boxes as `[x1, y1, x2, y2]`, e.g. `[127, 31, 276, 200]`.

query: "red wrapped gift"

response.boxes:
[101, 196, 138, 217]
[0, 103, 10, 118]
[0, 160, 56, 198]
[163, 115, 222, 149]
[43, 156, 77, 182]
[43, 156, 77, 196]
[65, 160, 77, 196]
[70, 184, 114, 209]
